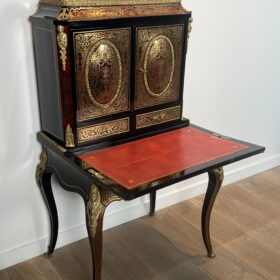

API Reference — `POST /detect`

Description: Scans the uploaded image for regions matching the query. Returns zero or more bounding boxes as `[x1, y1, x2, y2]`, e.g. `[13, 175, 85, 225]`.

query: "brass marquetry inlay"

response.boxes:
[56, 4, 188, 21]
[135, 25, 184, 109]
[136, 106, 181, 129]
[85, 39, 122, 109]
[143, 35, 175, 97]
[74, 28, 130, 121]
[77, 118, 129, 143]
[57, 26, 68, 71]
[40, 0, 181, 7]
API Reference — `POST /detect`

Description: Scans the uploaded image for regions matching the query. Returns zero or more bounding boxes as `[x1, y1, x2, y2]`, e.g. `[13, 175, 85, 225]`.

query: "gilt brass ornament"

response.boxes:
[87, 184, 121, 238]
[57, 25, 68, 71]
[36, 149, 48, 186]
[188, 17, 193, 39]
[65, 124, 75, 148]
[57, 8, 70, 20]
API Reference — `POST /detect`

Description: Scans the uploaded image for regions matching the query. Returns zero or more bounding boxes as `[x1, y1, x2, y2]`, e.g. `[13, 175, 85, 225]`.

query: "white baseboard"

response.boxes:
[0, 154, 279, 270]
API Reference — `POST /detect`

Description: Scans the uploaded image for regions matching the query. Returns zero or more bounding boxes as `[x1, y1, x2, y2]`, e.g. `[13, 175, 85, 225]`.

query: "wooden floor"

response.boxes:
[1, 167, 280, 280]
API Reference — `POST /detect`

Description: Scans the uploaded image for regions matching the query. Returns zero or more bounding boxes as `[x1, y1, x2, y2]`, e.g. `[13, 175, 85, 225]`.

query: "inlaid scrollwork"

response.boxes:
[135, 25, 184, 109]
[77, 118, 129, 143]
[136, 106, 181, 129]
[74, 28, 130, 121]
[143, 35, 175, 97]
[85, 39, 123, 109]
[56, 4, 188, 21]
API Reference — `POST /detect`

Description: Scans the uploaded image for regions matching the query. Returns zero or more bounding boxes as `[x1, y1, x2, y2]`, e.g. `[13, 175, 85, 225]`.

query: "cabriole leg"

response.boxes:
[201, 167, 224, 258]
[86, 184, 121, 280]
[36, 149, 58, 258]
[149, 190, 156, 216]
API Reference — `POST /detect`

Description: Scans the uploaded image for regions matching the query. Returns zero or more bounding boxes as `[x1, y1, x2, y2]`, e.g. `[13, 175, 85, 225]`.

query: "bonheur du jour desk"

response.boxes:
[36, 125, 264, 279]
[31, 0, 264, 279]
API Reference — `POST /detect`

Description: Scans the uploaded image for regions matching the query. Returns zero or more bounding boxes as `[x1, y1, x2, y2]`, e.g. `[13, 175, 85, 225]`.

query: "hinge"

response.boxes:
[88, 169, 105, 180]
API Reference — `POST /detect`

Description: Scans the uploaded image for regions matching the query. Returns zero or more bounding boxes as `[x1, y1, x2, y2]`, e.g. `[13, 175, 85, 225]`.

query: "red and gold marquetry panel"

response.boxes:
[77, 117, 130, 143]
[74, 28, 131, 122]
[135, 24, 184, 109]
[136, 106, 181, 129]
[56, 4, 187, 21]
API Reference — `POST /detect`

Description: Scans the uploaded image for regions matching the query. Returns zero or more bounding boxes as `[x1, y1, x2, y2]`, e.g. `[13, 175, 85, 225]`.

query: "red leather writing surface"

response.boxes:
[80, 127, 248, 190]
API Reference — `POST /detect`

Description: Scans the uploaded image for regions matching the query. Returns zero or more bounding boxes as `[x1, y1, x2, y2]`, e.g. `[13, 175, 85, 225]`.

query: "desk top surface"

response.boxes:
[79, 126, 250, 190]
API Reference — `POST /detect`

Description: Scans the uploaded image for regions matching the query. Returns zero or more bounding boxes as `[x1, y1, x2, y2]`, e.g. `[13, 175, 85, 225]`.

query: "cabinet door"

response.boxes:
[135, 24, 184, 109]
[74, 28, 131, 122]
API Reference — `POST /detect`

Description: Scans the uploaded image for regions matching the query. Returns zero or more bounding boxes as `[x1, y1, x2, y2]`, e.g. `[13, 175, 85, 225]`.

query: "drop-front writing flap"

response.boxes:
[79, 127, 249, 190]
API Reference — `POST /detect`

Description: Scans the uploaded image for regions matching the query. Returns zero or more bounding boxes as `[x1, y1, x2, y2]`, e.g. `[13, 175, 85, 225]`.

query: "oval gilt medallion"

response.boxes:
[144, 35, 175, 97]
[85, 39, 123, 108]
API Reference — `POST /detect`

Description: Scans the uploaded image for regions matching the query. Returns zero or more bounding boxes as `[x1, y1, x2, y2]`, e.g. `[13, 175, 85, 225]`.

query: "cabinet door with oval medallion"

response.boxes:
[135, 24, 184, 109]
[74, 28, 130, 122]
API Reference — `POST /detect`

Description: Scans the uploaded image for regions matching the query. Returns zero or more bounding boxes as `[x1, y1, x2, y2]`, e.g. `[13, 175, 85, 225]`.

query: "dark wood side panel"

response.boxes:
[31, 18, 64, 142]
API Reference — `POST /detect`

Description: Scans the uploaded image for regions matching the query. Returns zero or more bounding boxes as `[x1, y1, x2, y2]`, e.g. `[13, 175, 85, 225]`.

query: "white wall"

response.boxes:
[0, 0, 280, 270]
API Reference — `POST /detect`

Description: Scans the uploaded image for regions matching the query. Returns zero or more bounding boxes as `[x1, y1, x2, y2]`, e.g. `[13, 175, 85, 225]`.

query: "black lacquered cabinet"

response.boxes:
[32, 3, 266, 280]
[31, 0, 192, 151]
